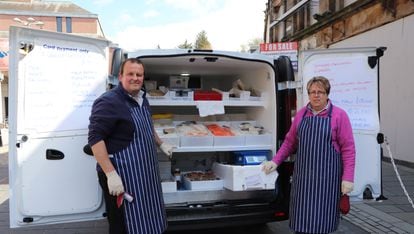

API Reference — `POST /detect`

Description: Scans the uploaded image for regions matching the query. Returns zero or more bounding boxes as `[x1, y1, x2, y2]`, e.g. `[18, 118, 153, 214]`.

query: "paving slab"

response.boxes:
[1, 146, 414, 233]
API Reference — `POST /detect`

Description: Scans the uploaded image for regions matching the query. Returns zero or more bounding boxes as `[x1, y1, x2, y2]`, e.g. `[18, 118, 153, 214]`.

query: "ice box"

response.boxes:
[212, 163, 278, 191]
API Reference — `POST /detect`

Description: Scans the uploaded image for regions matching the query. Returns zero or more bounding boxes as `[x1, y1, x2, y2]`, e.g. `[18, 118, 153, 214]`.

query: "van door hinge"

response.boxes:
[16, 135, 28, 148]
[19, 41, 34, 55]
[277, 81, 302, 91]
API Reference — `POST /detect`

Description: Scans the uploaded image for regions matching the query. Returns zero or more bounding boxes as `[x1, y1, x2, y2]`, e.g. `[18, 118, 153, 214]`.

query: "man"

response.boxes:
[88, 58, 174, 234]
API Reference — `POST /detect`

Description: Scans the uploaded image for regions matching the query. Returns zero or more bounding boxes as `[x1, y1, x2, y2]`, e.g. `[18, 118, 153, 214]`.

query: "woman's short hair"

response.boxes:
[306, 76, 331, 95]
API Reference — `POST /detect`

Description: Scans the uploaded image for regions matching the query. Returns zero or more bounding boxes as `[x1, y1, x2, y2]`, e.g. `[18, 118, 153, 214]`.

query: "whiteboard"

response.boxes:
[300, 48, 382, 200]
[18, 37, 108, 133]
[302, 51, 379, 132]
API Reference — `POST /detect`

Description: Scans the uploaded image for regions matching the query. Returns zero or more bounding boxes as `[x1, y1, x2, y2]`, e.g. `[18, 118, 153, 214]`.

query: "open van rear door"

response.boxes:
[299, 47, 384, 199]
[8, 27, 109, 227]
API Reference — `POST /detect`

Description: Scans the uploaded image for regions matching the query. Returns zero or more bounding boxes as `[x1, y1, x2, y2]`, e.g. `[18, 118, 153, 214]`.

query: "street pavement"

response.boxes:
[1, 145, 414, 234]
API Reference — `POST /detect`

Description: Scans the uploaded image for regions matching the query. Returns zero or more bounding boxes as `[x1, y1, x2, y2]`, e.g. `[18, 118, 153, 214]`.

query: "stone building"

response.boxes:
[264, 0, 414, 164]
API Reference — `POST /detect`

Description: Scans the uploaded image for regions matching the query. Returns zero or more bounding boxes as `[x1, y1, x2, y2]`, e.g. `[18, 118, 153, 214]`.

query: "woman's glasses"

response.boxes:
[308, 91, 326, 96]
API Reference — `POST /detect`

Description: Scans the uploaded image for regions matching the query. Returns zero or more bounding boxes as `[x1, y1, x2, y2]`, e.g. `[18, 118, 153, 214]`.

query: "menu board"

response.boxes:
[19, 38, 107, 132]
[303, 53, 379, 131]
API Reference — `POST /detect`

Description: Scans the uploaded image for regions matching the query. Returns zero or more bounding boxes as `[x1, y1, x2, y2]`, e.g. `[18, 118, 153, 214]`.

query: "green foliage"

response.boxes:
[194, 30, 212, 50]
[178, 39, 193, 49]
[240, 37, 263, 53]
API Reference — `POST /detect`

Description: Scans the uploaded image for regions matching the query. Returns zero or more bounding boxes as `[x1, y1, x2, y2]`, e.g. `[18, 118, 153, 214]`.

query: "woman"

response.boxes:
[263, 76, 355, 233]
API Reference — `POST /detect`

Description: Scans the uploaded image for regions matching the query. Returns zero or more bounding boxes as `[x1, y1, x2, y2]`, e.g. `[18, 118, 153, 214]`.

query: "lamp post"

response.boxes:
[13, 17, 44, 28]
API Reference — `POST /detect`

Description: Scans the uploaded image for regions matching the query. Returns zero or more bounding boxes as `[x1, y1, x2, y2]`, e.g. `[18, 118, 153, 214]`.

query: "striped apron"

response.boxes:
[112, 100, 167, 234]
[289, 106, 342, 233]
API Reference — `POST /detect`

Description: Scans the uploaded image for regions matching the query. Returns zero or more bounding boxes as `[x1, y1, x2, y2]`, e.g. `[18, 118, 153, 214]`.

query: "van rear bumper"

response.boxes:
[165, 200, 288, 231]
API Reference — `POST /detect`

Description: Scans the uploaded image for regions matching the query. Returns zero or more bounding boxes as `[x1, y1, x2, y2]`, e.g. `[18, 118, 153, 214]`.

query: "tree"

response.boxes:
[194, 30, 212, 50]
[240, 44, 248, 53]
[240, 37, 263, 53]
[178, 39, 193, 49]
[248, 38, 263, 50]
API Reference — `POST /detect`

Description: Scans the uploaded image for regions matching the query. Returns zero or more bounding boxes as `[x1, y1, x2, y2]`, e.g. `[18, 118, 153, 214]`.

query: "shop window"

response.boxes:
[56, 17, 62, 32]
[66, 17, 72, 33]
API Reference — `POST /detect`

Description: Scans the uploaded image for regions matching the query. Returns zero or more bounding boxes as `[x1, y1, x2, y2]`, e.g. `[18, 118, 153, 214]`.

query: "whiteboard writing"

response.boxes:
[303, 54, 379, 131]
[20, 38, 107, 132]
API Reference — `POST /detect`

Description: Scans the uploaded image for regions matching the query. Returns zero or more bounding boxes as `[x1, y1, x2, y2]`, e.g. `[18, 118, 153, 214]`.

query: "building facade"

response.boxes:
[0, 0, 104, 132]
[264, 0, 414, 164]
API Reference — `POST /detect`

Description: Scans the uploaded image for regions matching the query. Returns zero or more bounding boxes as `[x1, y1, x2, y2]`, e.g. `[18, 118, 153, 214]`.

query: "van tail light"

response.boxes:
[274, 211, 286, 217]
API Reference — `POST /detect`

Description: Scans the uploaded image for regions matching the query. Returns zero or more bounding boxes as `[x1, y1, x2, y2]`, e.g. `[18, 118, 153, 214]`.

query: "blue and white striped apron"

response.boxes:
[289, 105, 342, 233]
[113, 101, 167, 234]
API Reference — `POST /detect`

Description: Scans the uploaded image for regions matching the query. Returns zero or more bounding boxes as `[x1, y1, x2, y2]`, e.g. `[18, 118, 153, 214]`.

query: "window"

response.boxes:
[268, 0, 316, 42]
[66, 17, 72, 33]
[56, 17, 62, 32]
[324, 0, 344, 13]
[4, 97, 8, 124]
[285, 16, 294, 38]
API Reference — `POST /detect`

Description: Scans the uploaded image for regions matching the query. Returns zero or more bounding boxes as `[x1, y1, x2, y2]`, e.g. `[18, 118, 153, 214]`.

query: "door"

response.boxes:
[299, 47, 383, 199]
[8, 26, 109, 227]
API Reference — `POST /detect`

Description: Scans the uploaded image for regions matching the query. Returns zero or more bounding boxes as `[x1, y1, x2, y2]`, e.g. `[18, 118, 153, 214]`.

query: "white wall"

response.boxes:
[330, 14, 414, 163]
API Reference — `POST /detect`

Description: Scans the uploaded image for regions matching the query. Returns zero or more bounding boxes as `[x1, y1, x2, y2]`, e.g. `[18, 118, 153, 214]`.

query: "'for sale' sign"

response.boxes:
[260, 42, 298, 71]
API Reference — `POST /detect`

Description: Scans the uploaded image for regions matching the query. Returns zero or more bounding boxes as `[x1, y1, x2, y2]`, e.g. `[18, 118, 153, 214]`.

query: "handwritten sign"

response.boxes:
[20, 38, 107, 132]
[303, 54, 379, 131]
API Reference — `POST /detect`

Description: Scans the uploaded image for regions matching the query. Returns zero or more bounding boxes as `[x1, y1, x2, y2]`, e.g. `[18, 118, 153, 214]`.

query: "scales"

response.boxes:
[233, 150, 270, 165]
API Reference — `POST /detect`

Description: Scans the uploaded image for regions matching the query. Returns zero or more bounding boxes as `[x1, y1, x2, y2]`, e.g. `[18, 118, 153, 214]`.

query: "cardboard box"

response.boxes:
[212, 163, 278, 191]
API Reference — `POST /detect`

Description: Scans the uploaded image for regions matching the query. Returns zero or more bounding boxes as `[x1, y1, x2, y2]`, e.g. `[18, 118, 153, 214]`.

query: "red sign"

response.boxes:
[260, 42, 298, 52]
[259, 42, 299, 71]
[0, 38, 9, 71]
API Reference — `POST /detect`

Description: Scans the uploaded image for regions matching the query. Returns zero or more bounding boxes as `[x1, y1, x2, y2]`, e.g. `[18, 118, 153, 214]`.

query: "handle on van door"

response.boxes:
[83, 144, 94, 156]
[46, 149, 64, 160]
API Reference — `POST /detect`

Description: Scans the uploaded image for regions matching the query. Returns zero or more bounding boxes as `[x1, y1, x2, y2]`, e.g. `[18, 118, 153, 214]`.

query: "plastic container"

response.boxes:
[239, 91, 251, 100]
[161, 178, 177, 193]
[180, 134, 214, 147]
[183, 176, 224, 191]
[193, 90, 222, 101]
[173, 168, 182, 190]
[244, 133, 272, 146]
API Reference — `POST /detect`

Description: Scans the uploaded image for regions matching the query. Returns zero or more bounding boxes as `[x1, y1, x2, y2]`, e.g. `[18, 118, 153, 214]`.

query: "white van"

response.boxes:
[8, 26, 384, 230]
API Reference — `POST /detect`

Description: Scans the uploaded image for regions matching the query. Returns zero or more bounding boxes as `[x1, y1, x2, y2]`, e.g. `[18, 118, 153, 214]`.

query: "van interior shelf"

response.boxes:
[173, 145, 272, 153]
[148, 98, 266, 107]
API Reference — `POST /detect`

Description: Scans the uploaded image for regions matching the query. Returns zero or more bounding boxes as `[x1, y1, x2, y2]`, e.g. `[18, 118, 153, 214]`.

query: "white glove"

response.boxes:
[160, 142, 175, 158]
[261, 161, 278, 174]
[342, 181, 354, 194]
[106, 170, 124, 196]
